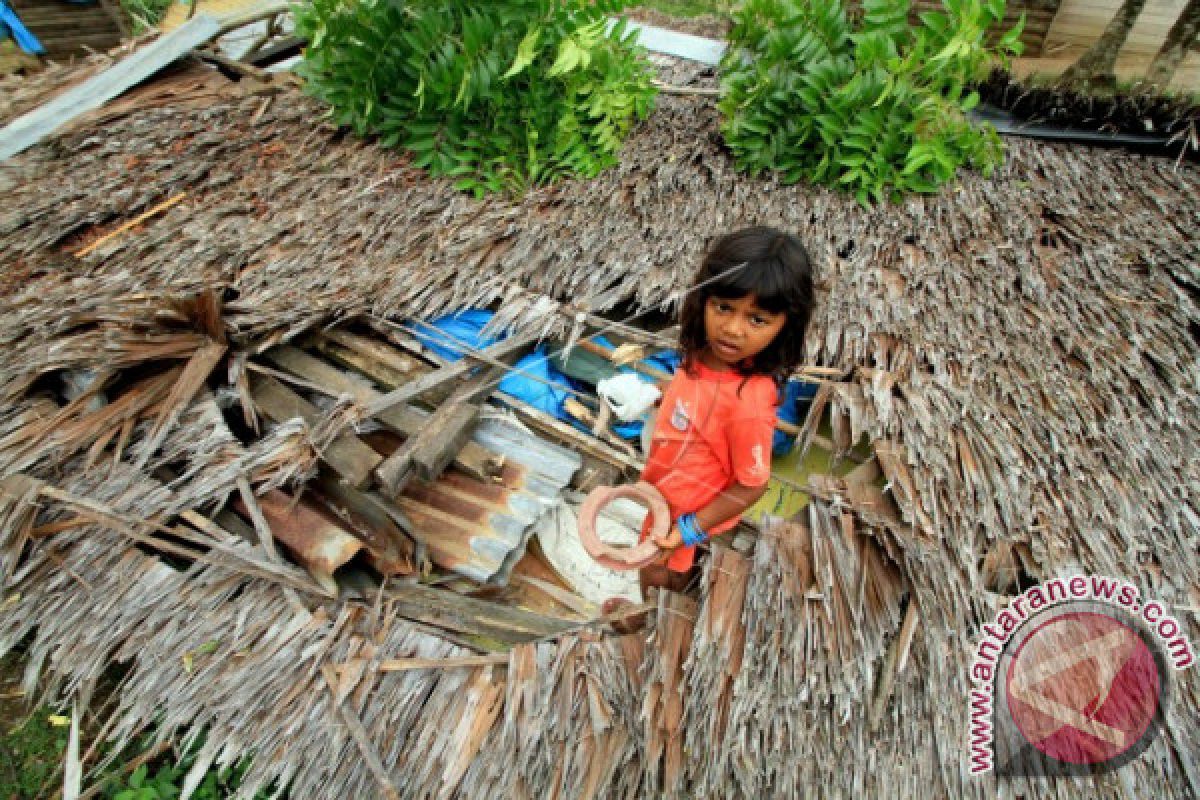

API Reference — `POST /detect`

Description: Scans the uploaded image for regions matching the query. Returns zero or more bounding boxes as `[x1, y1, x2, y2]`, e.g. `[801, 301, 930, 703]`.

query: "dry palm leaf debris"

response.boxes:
[0, 49, 1196, 799]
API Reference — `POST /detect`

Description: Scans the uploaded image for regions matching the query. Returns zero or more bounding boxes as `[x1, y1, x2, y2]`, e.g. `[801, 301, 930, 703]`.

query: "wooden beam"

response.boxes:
[364, 331, 537, 419]
[374, 364, 505, 493]
[314, 330, 429, 390]
[384, 582, 575, 648]
[249, 374, 381, 489]
[261, 345, 503, 481]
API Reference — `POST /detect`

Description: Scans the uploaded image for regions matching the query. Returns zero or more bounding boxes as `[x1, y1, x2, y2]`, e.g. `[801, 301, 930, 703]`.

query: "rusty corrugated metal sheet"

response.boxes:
[393, 414, 581, 583]
[233, 489, 361, 595]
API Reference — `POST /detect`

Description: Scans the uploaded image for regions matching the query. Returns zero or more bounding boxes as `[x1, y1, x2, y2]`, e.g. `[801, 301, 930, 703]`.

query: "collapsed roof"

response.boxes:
[0, 42, 1198, 799]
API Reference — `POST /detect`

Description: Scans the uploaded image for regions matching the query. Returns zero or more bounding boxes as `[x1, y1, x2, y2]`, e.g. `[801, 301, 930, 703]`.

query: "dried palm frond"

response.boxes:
[0, 48, 1197, 800]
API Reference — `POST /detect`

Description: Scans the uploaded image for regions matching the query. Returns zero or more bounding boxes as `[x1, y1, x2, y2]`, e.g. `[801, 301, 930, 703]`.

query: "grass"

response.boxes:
[0, 707, 70, 799]
[0, 648, 278, 799]
[1, 649, 69, 800]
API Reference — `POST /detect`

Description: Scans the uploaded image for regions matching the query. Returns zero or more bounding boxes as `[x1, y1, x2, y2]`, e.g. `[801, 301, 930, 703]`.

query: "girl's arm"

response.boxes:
[652, 481, 769, 551]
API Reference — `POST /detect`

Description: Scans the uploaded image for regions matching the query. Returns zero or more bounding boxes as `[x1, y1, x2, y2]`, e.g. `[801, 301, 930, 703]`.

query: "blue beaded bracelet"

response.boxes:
[677, 513, 708, 547]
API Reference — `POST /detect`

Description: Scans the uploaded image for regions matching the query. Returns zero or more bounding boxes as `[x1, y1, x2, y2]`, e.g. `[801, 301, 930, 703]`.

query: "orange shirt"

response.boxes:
[641, 362, 777, 572]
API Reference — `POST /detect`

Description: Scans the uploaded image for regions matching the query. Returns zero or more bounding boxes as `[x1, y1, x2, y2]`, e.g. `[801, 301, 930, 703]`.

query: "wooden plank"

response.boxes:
[311, 330, 464, 410]
[263, 345, 503, 481]
[385, 582, 575, 648]
[323, 328, 426, 372]
[249, 374, 382, 489]
[310, 469, 417, 574]
[0, 14, 222, 161]
[380, 361, 508, 490]
[375, 401, 475, 493]
[364, 331, 537, 418]
[264, 345, 384, 404]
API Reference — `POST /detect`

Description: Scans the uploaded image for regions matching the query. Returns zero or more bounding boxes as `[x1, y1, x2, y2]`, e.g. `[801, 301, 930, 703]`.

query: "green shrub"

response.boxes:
[294, 0, 658, 196]
[101, 738, 274, 800]
[718, 0, 1024, 204]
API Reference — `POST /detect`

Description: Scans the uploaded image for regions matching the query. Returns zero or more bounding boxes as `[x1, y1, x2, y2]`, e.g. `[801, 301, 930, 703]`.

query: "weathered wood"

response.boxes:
[249, 374, 381, 489]
[0, 15, 222, 161]
[313, 330, 428, 390]
[406, 402, 478, 484]
[311, 469, 417, 575]
[375, 361, 506, 491]
[385, 582, 575, 648]
[365, 331, 537, 418]
[262, 345, 504, 482]
[263, 345, 380, 404]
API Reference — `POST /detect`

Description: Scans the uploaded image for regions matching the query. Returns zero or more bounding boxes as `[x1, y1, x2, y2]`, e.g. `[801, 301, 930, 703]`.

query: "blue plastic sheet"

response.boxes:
[411, 310, 689, 441]
[410, 310, 500, 363]
[497, 346, 576, 419]
[0, 0, 45, 55]
[773, 379, 818, 455]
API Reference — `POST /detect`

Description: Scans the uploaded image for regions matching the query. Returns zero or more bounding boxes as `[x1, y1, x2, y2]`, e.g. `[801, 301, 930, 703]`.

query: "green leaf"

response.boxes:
[503, 28, 541, 79]
[548, 38, 583, 77]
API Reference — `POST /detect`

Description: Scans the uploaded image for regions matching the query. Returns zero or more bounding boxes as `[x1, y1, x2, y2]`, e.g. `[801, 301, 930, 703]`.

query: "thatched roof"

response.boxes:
[1, 49, 1198, 799]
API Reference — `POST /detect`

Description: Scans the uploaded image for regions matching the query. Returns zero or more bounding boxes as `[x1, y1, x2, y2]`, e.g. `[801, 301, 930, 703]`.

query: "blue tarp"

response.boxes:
[410, 310, 501, 363]
[773, 379, 819, 455]
[411, 310, 816, 449]
[411, 311, 680, 440]
[0, 0, 45, 55]
[498, 346, 575, 419]
[411, 310, 580, 423]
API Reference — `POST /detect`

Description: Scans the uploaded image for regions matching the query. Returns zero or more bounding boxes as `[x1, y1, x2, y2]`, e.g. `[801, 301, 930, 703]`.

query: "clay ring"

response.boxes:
[576, 481, 669, 571]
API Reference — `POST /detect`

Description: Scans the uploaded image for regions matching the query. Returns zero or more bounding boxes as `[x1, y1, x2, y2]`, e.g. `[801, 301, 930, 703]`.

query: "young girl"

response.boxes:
[606, 226, 815, 621]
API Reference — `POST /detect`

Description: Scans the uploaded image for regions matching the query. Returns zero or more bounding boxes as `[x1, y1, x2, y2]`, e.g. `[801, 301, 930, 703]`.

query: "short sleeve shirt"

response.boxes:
[640, 362, 777, 571]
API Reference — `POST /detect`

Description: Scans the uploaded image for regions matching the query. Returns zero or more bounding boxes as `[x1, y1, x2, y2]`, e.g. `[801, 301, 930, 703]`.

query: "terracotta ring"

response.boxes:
[576, 481, 669, 571]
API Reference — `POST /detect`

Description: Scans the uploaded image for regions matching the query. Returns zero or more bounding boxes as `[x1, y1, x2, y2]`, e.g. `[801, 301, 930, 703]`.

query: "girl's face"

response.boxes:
[701, 293, 787, 370]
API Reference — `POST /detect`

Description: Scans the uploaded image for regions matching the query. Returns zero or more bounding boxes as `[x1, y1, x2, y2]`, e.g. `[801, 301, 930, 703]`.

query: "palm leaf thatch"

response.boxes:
[0, 51, 1197, 798]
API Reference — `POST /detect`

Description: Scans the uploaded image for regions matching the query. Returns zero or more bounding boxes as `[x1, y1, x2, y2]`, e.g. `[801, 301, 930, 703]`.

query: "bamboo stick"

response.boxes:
[74, 193, 188, 257]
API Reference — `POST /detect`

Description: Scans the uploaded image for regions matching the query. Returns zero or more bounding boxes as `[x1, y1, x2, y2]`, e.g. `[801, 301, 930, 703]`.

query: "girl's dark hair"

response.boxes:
[679, 226, 815, 385]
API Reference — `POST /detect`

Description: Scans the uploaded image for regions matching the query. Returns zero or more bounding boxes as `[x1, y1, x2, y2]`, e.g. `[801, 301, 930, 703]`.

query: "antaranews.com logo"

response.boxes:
[967, 574, 1194, 777]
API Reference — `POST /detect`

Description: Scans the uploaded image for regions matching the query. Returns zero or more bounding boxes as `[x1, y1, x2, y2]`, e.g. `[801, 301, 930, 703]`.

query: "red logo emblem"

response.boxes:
[1005, 611, 1161, 765]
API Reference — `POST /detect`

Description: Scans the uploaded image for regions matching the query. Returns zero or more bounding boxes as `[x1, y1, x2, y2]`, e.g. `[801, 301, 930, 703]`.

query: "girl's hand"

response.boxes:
[653, 525, 683, 552]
